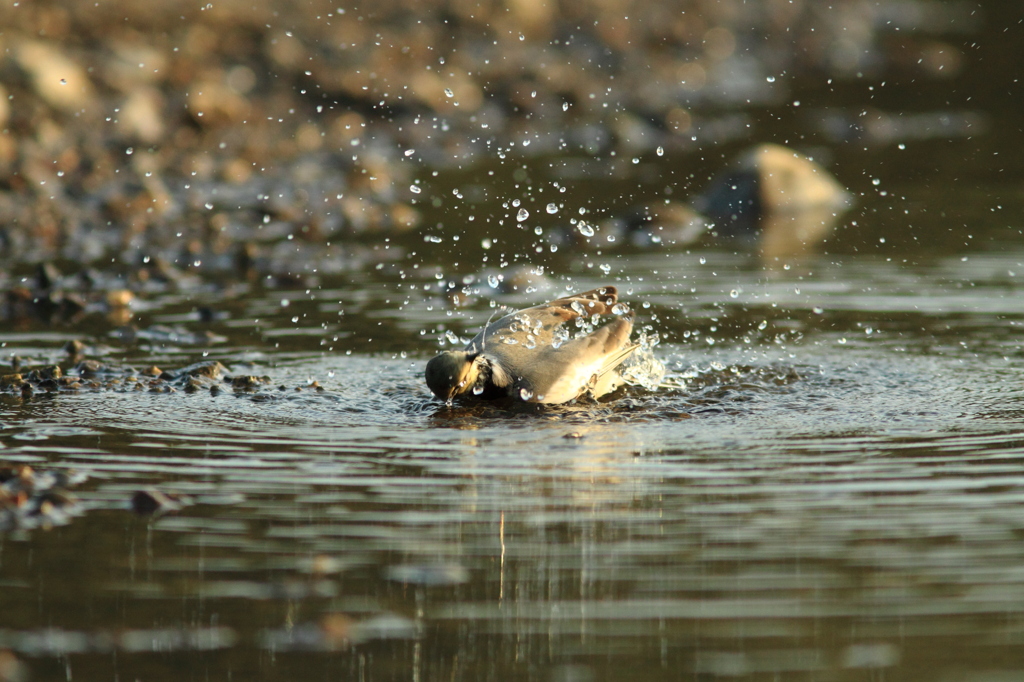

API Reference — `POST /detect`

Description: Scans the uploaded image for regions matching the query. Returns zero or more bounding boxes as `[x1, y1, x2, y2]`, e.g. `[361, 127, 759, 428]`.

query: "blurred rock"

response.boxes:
[695, 143, 852, 259]
[131, 488, 190, 516]
[0, 464, 85, 531]
[0, 649, 29, 682]
[0, 85, 9, 130]
[119, 87, 166, 144]
[13, 40, 96, 113]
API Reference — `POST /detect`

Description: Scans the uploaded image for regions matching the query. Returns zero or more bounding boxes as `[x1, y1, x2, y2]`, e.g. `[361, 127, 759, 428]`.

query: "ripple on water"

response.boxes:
[3, 317, 1024, 676]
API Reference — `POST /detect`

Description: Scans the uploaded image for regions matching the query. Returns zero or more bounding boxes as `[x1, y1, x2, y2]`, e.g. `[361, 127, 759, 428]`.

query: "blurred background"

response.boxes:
[0, 0, 1018, 286]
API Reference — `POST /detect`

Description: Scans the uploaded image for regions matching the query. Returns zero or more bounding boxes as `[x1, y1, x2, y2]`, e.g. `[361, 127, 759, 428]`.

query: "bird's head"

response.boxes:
[425, 351, 480, 403]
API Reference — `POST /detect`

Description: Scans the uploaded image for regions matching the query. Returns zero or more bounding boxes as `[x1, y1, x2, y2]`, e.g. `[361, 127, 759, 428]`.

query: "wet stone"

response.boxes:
[0, 374, 24, 390]
[28, 365, 62, 381]
[0, 464, 86, 532]
[173, 361, 228, 381]
[74, 360, 105, 377]
[130, 489, 189, 516]
[64, 339, 86, 357]
[230, 375, 269, 389]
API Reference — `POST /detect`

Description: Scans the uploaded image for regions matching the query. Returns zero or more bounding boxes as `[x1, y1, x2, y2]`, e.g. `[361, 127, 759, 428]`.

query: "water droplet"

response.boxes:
[410, 184, 422, 194]
[545, 203, 558, 214]
[503, 337, 518, 345]
[481, 239, 492, 249]
[472, 383, 484, 395]
[562, 102, 569, 111]
[577, 222, 595, 237]
[699, 256, 706, 265]
[898, 143, 906, 150]
[611, 303, 629, 315]
[766, 75, 776, 83]
[534, 226, 543, 235]
[813, 307, 824, 314]
[758, 320, 768, 330]
[444, 88, 454, 98]
[518, 33, 525, 41]
[656, 146, 664, 156]
[60, 78, 67, 85]
[404, 149, 415, 156]
[445, 330, 460, 344]
[487, 274, 500, 288]
[872, 178, 881, 186]
[517, 208, 529, 222]
[729, 289, 739, 298]
[631, 157, 640, 164]
[838, 337, 848, 345]
[125, 147, 134, 155]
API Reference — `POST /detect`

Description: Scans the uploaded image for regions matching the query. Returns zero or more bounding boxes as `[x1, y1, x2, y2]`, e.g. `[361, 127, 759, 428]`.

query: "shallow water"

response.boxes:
[4, 4, 1024, 676]
[3, 242, 1024, 681]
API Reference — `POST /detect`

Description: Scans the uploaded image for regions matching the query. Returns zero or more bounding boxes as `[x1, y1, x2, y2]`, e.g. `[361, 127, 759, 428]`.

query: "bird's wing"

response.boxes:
[533, 315, 637, 402]
[491, 315, 637, 403]
[465, 286, 622, 352]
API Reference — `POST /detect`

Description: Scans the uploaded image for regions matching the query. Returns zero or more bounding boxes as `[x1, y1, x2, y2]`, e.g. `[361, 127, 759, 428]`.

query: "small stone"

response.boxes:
[230, 375, 265, 388]
[14, 40, 96, 113]
[176, 361, 227, 380]
[75, 360, 104, 377]
[130, 489, 186, 515]
[64, 339, 86, 357]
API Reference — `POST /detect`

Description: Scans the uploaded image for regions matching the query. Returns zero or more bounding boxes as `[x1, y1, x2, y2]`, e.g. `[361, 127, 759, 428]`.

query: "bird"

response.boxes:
[425, 286, 640, 405]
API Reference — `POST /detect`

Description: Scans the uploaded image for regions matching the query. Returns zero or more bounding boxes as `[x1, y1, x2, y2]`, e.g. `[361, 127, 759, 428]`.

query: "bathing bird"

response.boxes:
[425, 286, 639, 404]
